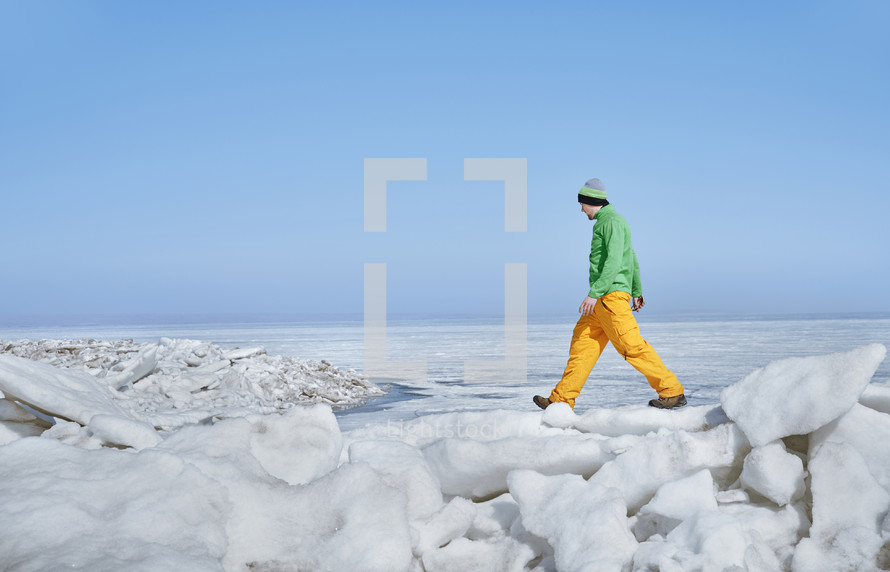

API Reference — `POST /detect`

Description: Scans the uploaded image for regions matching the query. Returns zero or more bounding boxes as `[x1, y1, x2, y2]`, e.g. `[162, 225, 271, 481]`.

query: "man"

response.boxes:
[534, 178, 686, 410]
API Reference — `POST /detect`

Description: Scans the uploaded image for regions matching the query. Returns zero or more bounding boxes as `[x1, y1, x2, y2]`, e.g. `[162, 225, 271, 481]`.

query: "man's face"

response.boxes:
[580, 203, 600, 220]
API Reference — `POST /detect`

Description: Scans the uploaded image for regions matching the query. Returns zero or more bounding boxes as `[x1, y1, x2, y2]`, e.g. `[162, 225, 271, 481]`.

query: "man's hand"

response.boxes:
[579, 296, 598, 316]
[632, 296, 645, 312]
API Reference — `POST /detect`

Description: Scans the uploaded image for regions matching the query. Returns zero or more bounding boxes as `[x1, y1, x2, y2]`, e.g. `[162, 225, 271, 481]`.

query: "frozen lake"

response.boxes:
[2, 314, 888, 430]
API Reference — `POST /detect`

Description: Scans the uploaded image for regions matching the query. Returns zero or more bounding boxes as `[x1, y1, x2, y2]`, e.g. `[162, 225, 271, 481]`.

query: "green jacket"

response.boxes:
[588, 205, 642, 299]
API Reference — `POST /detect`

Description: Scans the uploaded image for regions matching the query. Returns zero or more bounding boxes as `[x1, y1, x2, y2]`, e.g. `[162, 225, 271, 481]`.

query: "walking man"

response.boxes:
[534, 178, 686, 410]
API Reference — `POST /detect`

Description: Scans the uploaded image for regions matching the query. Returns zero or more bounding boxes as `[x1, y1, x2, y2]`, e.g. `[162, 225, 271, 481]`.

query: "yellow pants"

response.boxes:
[549, 291, 684, 408]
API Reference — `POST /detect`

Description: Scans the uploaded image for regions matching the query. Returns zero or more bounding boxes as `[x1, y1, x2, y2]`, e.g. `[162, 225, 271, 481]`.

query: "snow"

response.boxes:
[0, 339, 888, 571]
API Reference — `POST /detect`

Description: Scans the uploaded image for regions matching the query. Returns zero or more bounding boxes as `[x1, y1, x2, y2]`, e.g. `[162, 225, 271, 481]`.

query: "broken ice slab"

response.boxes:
[222, 346, 266, 361]
[104, 345, 159, 389]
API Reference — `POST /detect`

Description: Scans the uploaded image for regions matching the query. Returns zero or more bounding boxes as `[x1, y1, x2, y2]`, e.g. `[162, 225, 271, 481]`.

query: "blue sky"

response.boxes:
[1, 0, 888, 321]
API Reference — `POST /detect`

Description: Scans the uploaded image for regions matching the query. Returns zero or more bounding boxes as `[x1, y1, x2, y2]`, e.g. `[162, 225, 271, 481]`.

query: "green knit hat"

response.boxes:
[578, 178, 607, 204]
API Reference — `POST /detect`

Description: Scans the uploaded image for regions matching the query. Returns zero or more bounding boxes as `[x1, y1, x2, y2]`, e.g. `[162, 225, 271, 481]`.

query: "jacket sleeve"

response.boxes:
[631, 250, 642, 298]
[588, 221, 625, 298]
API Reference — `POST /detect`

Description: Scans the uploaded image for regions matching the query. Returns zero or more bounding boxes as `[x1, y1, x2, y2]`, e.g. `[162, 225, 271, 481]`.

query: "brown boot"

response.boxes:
[533, 395, 551, 410]
[648, 394, 687, 409]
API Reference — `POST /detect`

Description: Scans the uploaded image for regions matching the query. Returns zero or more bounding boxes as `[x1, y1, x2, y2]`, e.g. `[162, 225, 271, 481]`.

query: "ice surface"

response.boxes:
[1, 341, 889, 571]
[720, 343, 887, 446]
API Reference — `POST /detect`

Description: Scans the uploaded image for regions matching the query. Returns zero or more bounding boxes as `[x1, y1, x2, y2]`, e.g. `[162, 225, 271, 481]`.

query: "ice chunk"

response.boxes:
[637, 504, 796, 572]
[104, 344, 158, 389]
[716, 489, 750, 504]
[860, 383, 890, 415]
[792, 442, 890, 571]
[0, 354, 131, 424]
[222, 346, 266, 360]
[195, 359, 231, 373]
[88, 413, 162, 450]
[411, 496, 476, 556]
[720, 344, 886, 447]
[349, 439, 443, 521]
[509, 469, 637, 572]
[721, 502, 809, 567]
[739, 440, 806, 506]
[664, 511, 766, 571]
[42, 420, 104, 449]
[631, 540, 683, 572]
[423, 434, 612, 499]
[634, 469, 717, 541]
[538, 401, 576, 427]
[0, 398, 51, 445]
[0, 398, 45, 423]
[246, 404, 342, 485]
[641, 468, 718, 518]
[810, 403, 890, 492]
[0, 438, 230, 571]
[588, 423, 750, 512]
[0, 420, 45, 445]
[466, 493, 521, 540]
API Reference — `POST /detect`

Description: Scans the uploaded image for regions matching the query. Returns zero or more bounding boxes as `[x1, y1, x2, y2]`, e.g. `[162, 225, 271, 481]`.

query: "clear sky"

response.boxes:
[1, 1, 888, 321]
